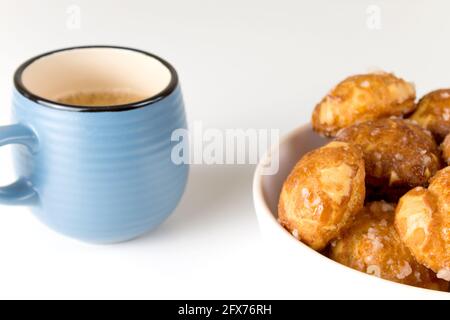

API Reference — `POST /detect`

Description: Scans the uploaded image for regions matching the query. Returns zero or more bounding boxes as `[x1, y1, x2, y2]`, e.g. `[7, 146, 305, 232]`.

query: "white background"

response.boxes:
[0, 0, 449, 299]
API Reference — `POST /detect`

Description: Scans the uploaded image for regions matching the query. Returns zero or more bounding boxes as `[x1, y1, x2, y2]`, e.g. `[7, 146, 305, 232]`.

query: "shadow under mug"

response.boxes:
[0, 46, 189, 244]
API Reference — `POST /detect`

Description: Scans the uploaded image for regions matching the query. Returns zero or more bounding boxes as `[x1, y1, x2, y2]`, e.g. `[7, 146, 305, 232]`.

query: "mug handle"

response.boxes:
[0, 124, 39, 206]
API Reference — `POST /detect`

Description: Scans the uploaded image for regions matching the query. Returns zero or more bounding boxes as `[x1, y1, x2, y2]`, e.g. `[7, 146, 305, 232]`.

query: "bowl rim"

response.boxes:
[252, 122, 449, 297]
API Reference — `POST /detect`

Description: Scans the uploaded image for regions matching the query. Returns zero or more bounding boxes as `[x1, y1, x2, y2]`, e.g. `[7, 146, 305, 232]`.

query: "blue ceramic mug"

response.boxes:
[0, 46, 188, 243]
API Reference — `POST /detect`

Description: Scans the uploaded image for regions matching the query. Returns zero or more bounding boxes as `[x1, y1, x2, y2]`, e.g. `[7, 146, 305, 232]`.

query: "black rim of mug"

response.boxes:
[14, 45, 179, 112]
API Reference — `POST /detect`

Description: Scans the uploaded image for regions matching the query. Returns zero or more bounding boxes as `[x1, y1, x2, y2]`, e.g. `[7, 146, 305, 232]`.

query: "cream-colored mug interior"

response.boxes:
[20, 47, 173, 107]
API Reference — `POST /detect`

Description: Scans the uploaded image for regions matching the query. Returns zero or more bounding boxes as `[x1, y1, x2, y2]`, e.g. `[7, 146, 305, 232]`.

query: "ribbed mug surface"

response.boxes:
[11, 86, 188, 243]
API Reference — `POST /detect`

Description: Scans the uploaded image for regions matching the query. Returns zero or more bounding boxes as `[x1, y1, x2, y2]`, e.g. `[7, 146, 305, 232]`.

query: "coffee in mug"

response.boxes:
[56, 90, 147, 107]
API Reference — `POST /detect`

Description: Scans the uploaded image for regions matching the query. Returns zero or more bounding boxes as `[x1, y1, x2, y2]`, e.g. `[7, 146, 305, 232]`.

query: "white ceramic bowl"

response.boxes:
[253, 123, 449, 299]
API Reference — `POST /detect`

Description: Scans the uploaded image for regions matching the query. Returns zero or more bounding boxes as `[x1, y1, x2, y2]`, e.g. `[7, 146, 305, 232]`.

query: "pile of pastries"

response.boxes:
[278, 71, 450, 292]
